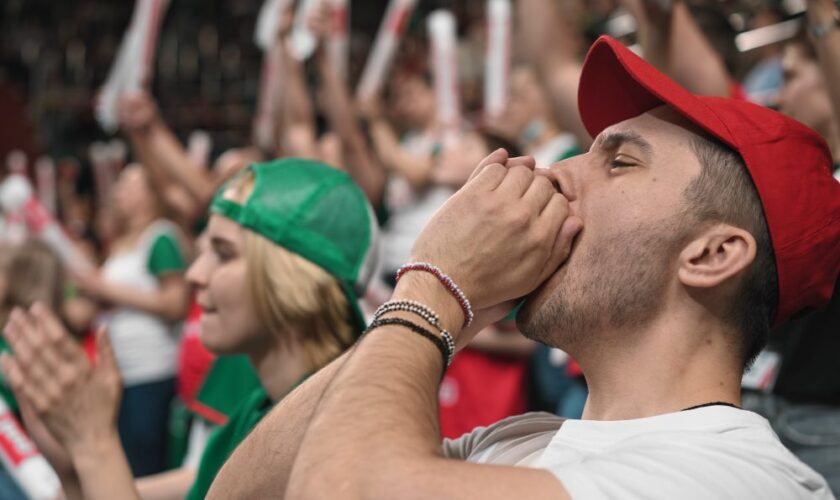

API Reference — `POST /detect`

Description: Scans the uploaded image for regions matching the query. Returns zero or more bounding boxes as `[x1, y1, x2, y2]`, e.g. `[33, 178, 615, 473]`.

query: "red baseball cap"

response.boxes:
[577, 35, 840, 325]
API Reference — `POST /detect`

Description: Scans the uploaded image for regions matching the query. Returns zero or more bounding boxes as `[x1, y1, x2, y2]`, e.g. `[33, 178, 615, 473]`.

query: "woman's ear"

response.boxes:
[677, 223, 757, 289]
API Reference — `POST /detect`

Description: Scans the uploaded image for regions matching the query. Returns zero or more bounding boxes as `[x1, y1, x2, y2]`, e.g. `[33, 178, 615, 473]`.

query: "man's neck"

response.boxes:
[575, 315, 743, 421]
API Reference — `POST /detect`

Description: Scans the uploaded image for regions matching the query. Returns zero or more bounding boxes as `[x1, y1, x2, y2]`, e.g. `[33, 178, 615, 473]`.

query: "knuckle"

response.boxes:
[511, 165, 534, 179]
[486, 163, 506, 176]
[43, 385, 61, 404]
[509, 209, 531, 228]
[56, 369, 77, 390]
[28, 391, 48, 414]
[534, 177, 556, 197]
[534, 174, 554, 189]
[529, 225, 552, 247]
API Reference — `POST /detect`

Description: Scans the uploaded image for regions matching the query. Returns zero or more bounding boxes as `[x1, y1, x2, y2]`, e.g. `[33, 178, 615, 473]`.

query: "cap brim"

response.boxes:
[578, 36, 737, 149]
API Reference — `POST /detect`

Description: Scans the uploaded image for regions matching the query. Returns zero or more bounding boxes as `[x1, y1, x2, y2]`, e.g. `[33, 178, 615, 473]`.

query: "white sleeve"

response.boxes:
[442, 412, 564, 463]
[548, 432, 833, 500]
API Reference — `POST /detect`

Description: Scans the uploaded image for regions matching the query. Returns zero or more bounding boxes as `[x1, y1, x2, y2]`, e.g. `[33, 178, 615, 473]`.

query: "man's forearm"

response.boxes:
[205, 350, 353, 499]
[288, 331, 443, 499]
[286, 274, 461, 499]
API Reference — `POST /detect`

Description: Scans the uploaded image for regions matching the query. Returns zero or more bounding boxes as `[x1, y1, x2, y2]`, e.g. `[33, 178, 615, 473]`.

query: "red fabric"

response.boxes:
[729, 81, 748, 101]
[565, 358, 582, 378]
[81, 331, 98, 362]
[577, 36, 840, 325]
[177, 299, 215, 407]
[438, 349, 527, 439]
[185, 400, 228, 426]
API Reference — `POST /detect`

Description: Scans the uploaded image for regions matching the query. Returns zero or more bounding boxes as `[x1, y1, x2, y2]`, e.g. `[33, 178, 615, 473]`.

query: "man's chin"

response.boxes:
[516, 271, 564, 342]
[522, 261, 567, 312]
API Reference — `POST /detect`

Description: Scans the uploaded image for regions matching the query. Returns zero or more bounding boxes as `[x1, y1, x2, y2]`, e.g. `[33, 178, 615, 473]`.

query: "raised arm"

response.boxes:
[285, 150, 581, 499]
[312, 7, 387, 206]
[118, 92, 217, 216]
[625, 0, 731, 97]
[517, 0, 591, 149]
[73, 272, 189, 324]
[278, 39, 318, 159]
[205, 350, 352, 498]
[358, 97, 436, 190]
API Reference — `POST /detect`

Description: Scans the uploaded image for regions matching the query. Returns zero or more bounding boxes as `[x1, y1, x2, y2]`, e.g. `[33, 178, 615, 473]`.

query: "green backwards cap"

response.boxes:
[210, 158, 380, 334]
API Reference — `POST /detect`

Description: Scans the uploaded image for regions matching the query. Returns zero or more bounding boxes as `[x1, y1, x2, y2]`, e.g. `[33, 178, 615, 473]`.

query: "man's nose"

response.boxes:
[537, 156, 580, 202]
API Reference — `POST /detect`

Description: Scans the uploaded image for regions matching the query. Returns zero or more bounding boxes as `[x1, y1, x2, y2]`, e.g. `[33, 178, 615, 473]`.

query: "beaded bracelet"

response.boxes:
[374, 300, 441, 329]
[374, 300, 456, 363]
[395, 262, 474, 329]
[364, 317, 453, 368]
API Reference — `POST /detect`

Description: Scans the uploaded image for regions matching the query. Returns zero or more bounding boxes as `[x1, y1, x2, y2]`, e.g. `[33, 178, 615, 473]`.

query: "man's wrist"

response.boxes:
[392, 272, 465, 338]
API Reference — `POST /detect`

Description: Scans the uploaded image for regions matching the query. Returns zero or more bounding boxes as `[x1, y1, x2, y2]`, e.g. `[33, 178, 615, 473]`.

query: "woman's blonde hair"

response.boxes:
[224, 172, 354, 371]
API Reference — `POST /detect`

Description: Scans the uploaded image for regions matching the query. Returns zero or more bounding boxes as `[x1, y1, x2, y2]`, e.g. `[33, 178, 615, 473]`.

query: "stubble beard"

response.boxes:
[517, 218, 686, 351]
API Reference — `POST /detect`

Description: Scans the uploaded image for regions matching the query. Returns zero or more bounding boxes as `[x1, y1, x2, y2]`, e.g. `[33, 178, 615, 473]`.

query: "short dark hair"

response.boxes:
[684, 135, 779, 368]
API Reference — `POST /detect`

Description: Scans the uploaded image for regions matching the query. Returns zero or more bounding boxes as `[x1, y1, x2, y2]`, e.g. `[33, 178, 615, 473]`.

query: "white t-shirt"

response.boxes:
[101, 220, 183, 386]
[443, 407, 833, 500]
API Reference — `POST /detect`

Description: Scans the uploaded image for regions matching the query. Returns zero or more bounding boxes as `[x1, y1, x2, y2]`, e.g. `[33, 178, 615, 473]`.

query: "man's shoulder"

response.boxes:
[541, 408, 834, 500]
[442, 412, 564, 465]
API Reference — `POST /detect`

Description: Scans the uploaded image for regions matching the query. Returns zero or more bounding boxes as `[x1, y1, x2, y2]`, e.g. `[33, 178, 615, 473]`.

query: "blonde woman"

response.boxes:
[0, 158, 378, 500]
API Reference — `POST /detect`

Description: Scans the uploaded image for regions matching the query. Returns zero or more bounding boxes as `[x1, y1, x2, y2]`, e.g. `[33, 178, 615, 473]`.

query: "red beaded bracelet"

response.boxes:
[395, 262, 474, 329]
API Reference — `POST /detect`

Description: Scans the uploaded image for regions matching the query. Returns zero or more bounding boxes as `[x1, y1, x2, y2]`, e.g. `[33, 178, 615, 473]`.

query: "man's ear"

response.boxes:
[677, 223, 757, 289]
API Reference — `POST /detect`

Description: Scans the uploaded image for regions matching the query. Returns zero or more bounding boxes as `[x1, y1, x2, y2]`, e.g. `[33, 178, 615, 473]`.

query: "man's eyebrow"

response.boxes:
[592, 131, 654, 158]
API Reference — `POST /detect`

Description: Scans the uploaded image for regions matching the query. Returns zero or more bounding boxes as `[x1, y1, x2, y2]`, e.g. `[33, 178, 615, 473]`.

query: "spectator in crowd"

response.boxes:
[741, 0, 840, 492]
[0, 240, 96, 499]
[484, 66, 582, 167]
[117, 91, 265, 232]
[208, 36, 838, 499]
[70, 164, 190, 476]
[0, 157, 379, 499]
[1, 0, 839, 497]
[0, 239, 95, 386]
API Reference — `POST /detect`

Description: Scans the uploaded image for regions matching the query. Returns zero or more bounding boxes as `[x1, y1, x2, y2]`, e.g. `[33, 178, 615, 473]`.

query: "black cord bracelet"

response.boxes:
[364, 317, 451, 372]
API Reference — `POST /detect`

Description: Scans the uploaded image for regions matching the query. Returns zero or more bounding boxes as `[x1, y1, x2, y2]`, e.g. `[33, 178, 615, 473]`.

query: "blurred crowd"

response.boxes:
[0, 0, 838, 498]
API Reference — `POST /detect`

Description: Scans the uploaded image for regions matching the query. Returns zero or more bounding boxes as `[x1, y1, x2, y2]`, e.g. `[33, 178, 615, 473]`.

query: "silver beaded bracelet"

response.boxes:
[374, 300, 456, 366]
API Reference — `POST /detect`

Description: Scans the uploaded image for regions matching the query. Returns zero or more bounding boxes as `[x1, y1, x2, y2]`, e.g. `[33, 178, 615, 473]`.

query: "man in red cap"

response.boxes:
[209, 36, 839, 499]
